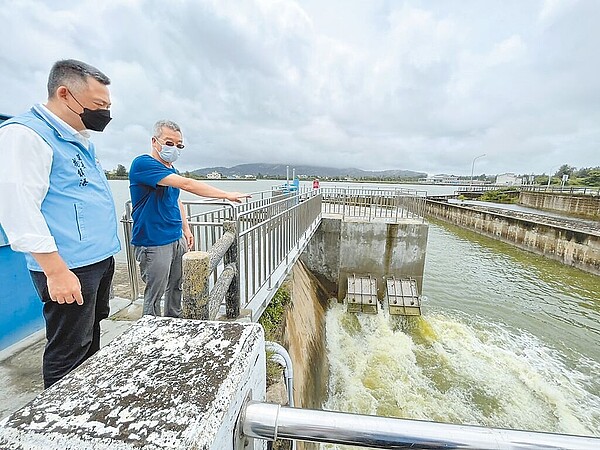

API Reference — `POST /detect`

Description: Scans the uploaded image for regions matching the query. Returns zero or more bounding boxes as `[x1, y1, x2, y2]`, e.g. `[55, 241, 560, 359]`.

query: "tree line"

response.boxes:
[105, 163, 600, 187]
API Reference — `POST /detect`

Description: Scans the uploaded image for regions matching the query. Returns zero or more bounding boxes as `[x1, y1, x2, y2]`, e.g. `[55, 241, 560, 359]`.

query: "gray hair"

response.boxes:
[153, 120, 182, 138]
[47, 59, 110, 98]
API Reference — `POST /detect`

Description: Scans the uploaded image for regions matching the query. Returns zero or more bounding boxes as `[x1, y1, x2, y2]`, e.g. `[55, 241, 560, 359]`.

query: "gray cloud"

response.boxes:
[1, 0, 598, 176]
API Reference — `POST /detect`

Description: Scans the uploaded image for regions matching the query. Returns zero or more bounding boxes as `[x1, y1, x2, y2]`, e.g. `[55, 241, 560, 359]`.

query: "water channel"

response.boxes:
[322, 219, 600, 448]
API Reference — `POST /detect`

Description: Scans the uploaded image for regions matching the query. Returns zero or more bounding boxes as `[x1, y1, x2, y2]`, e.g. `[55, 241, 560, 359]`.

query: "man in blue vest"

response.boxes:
[0, 60, 120, 388]
[129, 120, 250, 317]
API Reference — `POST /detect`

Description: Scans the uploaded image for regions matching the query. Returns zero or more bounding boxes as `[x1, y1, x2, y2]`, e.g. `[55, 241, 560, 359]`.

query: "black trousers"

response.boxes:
[30, 256, 115, 388]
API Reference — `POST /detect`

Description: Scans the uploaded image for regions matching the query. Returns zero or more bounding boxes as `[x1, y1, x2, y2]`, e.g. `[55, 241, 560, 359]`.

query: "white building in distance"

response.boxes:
[495, 173, 523, 185]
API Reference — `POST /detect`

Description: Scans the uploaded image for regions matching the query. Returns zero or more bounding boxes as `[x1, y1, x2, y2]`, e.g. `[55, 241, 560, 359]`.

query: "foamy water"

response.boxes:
[321, 303, 600, 449]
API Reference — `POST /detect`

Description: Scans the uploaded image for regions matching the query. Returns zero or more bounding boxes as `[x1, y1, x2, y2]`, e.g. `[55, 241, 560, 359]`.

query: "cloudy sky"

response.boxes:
[1, 0, 598, 176]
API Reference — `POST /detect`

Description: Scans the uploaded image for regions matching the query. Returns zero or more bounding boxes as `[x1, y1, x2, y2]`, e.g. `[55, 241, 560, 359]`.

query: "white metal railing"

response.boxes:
[520, 185, 600, 196]
[121, 188, 322, 319]
[320, 187, 427, 222]
[457, 185, 600, 196]
[120, 186, 426, 316]
[237, 189, 322, 319]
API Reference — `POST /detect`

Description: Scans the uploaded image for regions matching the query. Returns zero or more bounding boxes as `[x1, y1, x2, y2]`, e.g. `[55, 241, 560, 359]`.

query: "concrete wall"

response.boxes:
[283, 261, 330, 450]
[301, 218, 341, 285]
[426, 200, 600, 276]
[519, 191, 600, 219]
[302, 217, 429, 301]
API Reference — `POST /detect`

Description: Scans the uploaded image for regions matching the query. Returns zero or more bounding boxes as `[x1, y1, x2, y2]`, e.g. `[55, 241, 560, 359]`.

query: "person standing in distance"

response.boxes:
[0, 59, 120, 388]
[129, 120, 250, 317]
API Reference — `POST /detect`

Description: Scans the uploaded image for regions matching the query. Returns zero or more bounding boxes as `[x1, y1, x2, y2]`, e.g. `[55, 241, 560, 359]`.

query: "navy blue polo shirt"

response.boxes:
[129, 154, 182, 247]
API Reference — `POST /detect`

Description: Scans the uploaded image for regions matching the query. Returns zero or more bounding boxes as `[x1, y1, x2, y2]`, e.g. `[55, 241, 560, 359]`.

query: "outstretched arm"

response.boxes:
[158, 173, 251, 203]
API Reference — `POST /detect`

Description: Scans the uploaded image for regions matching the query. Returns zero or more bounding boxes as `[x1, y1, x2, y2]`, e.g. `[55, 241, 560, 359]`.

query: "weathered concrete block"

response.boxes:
[0, 317, 266, 449]
[182, 251, 211, 320]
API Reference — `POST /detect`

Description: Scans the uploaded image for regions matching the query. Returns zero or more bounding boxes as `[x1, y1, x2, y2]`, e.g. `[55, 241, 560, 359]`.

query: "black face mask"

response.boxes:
[80, 107, 112, 132]
[67, 90, 112, 132]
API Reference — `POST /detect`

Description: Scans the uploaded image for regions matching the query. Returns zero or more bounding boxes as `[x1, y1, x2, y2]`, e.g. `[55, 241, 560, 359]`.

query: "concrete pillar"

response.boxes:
[182, 250, 211, 320]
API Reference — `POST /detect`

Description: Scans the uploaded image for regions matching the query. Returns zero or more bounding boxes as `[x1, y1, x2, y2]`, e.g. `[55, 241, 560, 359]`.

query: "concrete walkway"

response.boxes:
[0, 296, 143, 420]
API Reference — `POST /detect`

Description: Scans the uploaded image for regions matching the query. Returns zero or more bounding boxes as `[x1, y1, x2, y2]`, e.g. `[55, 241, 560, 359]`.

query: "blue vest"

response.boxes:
[0, 105, 121, 271]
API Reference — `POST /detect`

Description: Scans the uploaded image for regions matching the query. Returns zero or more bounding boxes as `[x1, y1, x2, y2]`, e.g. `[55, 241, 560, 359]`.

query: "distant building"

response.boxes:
[244, 174, 256, 179]
[495, 173, 523, 186]
[207, 171, 222, 179]
[418, 174, 460, 184]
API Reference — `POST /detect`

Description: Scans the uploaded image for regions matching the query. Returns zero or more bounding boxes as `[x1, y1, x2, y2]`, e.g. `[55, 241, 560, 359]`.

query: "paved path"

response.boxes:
[0, 296, 142, 420]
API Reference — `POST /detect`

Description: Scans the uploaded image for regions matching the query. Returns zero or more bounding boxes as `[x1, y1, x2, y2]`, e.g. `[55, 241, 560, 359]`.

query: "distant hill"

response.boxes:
[191, 163, 426, 179]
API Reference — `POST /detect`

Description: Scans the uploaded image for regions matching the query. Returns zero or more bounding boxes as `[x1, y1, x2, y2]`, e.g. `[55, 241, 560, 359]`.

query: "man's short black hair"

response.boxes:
[47, 59, 110, 98]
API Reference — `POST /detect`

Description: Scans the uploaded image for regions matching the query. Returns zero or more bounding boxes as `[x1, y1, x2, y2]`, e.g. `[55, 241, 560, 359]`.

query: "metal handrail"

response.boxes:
[120, 186, 425, 306]
[265, 342, 294, 407]
[241, 402, 600, 449]
[320, 187, 426, 222]
[237, 191, 322, 319]
[520, 185, 600, 196]
[457, 185, 600, 196]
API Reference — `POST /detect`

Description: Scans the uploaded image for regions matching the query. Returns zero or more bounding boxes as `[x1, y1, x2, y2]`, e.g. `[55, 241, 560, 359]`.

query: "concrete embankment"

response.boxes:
[425, 199, 600, 276]
[519, 191, 600, 219]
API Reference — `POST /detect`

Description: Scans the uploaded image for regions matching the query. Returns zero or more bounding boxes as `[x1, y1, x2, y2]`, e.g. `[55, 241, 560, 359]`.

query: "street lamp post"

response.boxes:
[470, 153, 486, 190]
[546, 166, 560, 189]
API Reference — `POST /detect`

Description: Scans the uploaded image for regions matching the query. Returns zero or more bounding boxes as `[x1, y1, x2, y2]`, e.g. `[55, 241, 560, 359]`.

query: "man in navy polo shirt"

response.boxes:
[129, 120, 250, 317]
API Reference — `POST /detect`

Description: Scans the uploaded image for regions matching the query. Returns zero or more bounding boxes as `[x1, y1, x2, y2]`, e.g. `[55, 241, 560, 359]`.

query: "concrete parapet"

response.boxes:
[519, 191, 600, 219]
[0, 317, 266, 450]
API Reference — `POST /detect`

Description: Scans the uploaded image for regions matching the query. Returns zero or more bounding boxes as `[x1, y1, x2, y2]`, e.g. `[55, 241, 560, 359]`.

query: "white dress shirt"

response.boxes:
[0, 105, 90, 254]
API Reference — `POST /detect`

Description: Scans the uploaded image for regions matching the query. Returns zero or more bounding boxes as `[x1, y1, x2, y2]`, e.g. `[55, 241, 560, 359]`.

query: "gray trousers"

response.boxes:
[134, 237, 187, 317]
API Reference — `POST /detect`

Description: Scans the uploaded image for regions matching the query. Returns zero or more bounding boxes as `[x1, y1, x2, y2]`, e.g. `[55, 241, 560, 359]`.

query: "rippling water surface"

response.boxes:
[322, 220, 600, 448]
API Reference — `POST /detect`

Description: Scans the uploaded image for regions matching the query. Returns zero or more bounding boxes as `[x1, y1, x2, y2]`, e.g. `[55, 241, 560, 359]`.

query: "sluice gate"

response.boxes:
[346, 274, 422, 316]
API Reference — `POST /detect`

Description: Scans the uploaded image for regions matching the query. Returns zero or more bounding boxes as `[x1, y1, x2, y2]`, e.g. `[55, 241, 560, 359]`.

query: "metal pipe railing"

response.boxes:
[241, 402, 600, 450]
[320, 187, 426, 222]
[121, 186, 423, 305]
[265, 342, 294, 407]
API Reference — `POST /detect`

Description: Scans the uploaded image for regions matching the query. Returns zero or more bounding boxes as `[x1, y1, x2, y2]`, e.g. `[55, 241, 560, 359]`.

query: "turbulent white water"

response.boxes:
[320, 302, 600, 449]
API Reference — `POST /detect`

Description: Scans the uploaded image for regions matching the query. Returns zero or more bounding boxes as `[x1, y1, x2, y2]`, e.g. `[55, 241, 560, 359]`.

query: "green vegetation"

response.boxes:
[258, 283, 292, 387]
[105, 164, 129, 180]
[533, 164, 600, 187]
[479, 188, 519, 203]
[259, 284, 291, 341]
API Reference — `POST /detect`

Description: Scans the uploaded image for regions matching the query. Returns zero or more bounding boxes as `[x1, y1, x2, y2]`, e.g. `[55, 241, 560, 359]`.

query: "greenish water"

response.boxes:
[322, 220, 600, 447]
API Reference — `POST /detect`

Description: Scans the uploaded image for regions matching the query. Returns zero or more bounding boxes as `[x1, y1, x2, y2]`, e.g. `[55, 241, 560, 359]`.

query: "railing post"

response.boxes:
[182, 251, 211, 320]
[121, 201, 139, 301]
[224, 220, 240, 319]
[342, 188, 347, 220]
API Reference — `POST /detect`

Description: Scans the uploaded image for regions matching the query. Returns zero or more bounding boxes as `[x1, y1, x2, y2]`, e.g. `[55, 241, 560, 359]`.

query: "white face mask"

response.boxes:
[159, 145, 181, 163]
